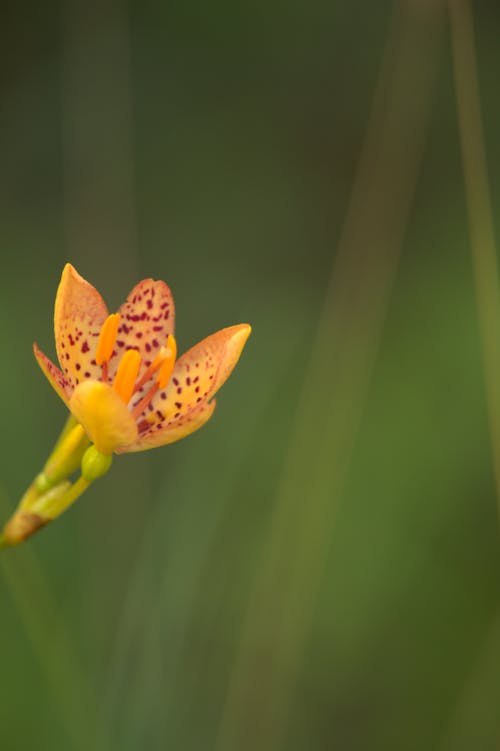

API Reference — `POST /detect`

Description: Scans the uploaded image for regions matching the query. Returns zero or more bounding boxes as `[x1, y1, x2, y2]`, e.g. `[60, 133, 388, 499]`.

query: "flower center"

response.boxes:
[95, 314, 177, 419]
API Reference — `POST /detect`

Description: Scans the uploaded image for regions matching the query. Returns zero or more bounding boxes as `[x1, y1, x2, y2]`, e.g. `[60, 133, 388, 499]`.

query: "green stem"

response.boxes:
[32, 476, 91, 520]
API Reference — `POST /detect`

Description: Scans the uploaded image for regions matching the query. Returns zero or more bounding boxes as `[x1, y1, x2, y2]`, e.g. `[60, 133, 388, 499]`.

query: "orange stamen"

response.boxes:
[132, 383, 159, 420]
[96, 313, 120, 366]
[131, 336, 177, 420]
[133, 347, 167, 393]
[133, 335, 177, 393]
[113, 349, 141, 404]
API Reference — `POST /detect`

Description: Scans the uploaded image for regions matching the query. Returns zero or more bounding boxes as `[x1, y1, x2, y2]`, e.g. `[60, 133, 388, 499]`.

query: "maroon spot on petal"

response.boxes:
[175, 401, 182, 409]
[196, 397, 202, 403]
[186, 377, 191, 386]
[160, 302, 168, 309]
[160, 392, 166, 400]
[84, 371, 91, 378]
[65, 353, 70, 360]
[91, 359, 97, 365]
[177, 387, 182, 394]
[81, 341, 90, 353]
[193, 376, 199, 383]
[173, 378, 179, 386]
[147, 299, 153, 310]
[76, 363, 81, 371]
[153, 325, 162, 332]
[164, 311, 170, 319]
[137, 419, 149, 433]
[117, 340, 125, 348]
[136, 332, 143, 339]
[152, 339, 159, 348]
[156, 410, 164, 420]
[195, 386, 200, 393]
[68, 334, 75, 346]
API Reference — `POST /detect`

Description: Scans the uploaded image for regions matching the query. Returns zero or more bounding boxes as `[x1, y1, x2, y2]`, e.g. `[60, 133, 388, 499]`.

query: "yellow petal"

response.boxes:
[33, 343, 72, 406]
[157, 323, 250, 414]
[117, 399, 216, 453]
[69, 381, 138, 455]
[54, 263, 109, 387]
[125, 323, 250, 452]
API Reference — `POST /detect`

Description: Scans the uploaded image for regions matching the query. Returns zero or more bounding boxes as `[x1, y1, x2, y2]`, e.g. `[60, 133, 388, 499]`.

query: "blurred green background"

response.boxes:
[1, 0, 500, 749]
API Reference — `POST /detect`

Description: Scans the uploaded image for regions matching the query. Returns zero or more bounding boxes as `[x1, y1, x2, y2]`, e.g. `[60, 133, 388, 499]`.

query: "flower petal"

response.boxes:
[69, 381, 138, 455]
[117, 399, 217, 453]
[128, 323, 251, 444]
[54, 264, 109, 388]
[33, 343, 72, 406]
[109, 278, 176, 382]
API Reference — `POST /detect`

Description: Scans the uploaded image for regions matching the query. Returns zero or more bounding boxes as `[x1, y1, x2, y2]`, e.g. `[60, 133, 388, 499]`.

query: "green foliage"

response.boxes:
[1, 1, 500, 749]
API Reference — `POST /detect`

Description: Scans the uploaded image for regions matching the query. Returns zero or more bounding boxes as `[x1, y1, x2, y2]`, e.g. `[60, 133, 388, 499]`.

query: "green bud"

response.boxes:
[35, 472, 51, 493]
[81, 445, 113, 482]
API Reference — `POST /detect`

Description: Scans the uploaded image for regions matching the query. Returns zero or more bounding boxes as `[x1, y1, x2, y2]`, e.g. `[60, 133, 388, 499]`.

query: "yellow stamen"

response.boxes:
[133, 335, 178, 393]
[157, 335, 177, 389]
[113, 349, 141, 404]
[96, 313, 120, 366]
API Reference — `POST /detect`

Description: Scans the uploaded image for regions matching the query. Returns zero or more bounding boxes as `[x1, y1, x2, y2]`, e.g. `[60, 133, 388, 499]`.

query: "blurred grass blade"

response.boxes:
[448, 0, 500, 521]
[61, 0, 138, 287]
[439, 609, 500, 749]
[215, 2, 445, 750]
[0, 487, 93, 751]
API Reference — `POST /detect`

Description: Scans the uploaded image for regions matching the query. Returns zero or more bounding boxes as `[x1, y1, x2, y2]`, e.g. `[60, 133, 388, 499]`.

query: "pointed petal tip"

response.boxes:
[232, 323, 252, 345]
[61, 262, 80, 281]
[225, 322, 252, 366]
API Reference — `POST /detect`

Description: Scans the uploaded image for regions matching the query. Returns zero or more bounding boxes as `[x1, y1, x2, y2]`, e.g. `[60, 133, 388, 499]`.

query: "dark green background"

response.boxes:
[1, 1, 500, 749]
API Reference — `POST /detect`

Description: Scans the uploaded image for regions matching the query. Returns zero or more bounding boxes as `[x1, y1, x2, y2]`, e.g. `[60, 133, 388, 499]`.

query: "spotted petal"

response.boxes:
[126, 323, 251, 451]
[108, 278, 175, 383]
[33, 344, 72, 406]
[117, 399, 217, 453]
[54, 264, 109, 388]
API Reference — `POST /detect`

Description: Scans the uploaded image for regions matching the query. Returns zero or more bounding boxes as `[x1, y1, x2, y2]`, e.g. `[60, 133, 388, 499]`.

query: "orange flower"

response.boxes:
[34, 264, 251, 455]
[0, 264, 250, 547]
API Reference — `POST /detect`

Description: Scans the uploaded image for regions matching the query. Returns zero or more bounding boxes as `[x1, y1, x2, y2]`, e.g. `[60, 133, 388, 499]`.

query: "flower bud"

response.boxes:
[81, 445, 113, 482]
